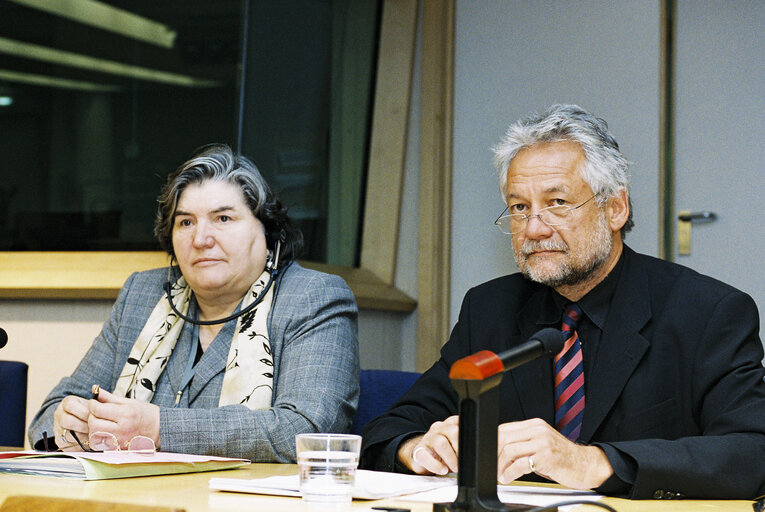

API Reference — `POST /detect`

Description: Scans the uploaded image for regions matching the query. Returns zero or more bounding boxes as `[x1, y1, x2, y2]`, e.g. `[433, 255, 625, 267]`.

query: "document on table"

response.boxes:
[0, 450, 249, 480]
[402, 483, 603, 508]
[210, 469, 603, 507]
[210, 469, 453, 500]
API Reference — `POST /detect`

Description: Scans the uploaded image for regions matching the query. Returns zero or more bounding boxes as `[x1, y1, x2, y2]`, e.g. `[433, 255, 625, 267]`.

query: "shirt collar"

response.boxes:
[544, 249, 626, 329]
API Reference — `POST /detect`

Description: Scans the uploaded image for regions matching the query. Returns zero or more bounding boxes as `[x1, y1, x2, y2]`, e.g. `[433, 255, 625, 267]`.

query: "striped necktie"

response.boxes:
[554, 303, 584, 441]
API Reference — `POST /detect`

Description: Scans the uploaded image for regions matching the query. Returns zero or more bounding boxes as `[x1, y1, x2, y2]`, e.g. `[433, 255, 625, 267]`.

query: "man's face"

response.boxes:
[504, 141, 619, 292]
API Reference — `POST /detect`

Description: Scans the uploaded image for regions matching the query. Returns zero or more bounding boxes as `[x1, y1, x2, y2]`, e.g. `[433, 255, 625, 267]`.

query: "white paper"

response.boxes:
[210, 469, 603, 509]
[210, 469, 454, 500]
[399, 483, 602, 509]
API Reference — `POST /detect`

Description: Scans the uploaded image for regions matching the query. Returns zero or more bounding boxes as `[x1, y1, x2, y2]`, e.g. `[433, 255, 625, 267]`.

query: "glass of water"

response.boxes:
[296, 433, 362, 506]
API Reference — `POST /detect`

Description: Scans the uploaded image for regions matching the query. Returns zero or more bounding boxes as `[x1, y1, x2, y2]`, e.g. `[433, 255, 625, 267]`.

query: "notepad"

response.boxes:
[0, 450, 249, 480]
[210, 469, 454, 500]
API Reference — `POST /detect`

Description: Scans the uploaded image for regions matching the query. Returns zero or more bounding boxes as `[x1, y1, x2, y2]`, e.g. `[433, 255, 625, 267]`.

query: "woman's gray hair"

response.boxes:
[492, 104, 634, 236]
[154, 144, 303, 265]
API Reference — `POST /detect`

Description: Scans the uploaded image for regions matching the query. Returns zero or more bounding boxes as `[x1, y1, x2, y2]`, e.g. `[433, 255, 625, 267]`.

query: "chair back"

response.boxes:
[0, 361, 28, 447]
[350, 368, 420, 435]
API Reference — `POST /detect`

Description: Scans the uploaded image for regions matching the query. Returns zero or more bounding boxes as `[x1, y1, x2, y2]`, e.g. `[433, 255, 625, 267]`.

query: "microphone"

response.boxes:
[0, 328, 7, 349]
[449, 327, 564, 380]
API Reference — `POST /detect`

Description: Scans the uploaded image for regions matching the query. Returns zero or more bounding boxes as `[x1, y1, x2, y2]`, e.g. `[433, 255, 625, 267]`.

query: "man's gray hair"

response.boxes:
[492, 104, 634, 235]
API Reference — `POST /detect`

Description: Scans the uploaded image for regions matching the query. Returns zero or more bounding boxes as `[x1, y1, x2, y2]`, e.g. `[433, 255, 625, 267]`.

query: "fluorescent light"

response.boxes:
[0, 37, 219, 88]
[0, 69, 121, 92]
[7, 0, 177, 49]
[0, 96, 12, 106]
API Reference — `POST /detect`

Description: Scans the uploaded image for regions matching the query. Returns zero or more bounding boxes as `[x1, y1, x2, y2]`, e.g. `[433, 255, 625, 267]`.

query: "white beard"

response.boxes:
[514, 213, 613, 288]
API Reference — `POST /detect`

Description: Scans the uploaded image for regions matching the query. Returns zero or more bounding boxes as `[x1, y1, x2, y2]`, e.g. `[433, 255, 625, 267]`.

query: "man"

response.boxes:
[360, 104, 765, 499]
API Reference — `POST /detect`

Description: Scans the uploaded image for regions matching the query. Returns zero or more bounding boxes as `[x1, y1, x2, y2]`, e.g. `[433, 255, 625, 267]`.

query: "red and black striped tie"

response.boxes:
[554, 304, 584, 441]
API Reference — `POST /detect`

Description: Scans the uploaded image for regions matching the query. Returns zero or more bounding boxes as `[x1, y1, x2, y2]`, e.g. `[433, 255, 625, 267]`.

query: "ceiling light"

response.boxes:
[0, 96, 12, 106]
[0, 36, 220, 88]
[7, 0, 177, 49]
[0, 69, 121, 92]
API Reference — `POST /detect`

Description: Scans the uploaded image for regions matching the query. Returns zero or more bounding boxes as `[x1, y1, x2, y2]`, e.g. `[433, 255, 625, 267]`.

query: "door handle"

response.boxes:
[677, 211, 717, 256]
[678, 211, 717, 223]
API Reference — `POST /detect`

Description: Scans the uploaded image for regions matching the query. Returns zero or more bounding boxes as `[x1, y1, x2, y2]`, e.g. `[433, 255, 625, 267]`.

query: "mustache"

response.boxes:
[520, 239, 569, 256]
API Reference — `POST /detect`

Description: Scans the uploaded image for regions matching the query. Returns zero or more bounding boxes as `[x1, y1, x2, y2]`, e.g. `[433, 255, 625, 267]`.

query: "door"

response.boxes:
[673, 1, 765, 347]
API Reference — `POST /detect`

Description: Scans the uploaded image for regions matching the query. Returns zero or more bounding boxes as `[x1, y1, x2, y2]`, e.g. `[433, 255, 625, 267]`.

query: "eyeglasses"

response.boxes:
[494, 195, 599, 235]
[70, 431, 156, 455]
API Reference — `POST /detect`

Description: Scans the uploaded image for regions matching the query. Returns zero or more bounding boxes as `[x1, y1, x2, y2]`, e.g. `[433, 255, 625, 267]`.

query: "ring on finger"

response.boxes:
[528, 456, 537, 474]
[61, 429, 69, 445]
[412, 446, 428, 465]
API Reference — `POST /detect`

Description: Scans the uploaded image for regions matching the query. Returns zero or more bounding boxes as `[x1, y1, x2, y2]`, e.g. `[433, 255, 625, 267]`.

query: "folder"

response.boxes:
[0, 450, 248, 480]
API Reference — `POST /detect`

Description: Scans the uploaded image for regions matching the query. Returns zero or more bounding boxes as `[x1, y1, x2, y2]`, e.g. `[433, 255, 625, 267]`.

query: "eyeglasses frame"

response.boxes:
[70, 430, 155, 455]
[494, 194, 600, 235]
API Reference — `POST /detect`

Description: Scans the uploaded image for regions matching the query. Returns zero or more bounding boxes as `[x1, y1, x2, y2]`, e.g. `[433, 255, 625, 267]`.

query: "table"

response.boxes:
[0, 463, 756, 512]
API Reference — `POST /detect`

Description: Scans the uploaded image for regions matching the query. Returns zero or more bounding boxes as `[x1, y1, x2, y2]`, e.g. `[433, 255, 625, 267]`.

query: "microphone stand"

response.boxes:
[433, 373, 539, 512]
[433, 328, 564, 512]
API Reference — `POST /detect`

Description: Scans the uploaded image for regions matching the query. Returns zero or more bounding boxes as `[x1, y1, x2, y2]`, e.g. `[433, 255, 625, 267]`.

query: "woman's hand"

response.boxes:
[87, 389, 161, 450]
[53, 395, 91, 451]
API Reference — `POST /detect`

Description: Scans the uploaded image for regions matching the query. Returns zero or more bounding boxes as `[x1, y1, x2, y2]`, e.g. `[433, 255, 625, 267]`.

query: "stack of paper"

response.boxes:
[0, 450, 249, 480]
[210, 469, 604, 508]
[210, 469, 454, 499]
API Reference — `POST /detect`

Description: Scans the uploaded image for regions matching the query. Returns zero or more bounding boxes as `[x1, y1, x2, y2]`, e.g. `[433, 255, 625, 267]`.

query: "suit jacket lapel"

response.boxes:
[580, 247, 652, 442]
[508, 288, 557, 425]
[164, 321, 194, 398]
[188, 321, 234, 403]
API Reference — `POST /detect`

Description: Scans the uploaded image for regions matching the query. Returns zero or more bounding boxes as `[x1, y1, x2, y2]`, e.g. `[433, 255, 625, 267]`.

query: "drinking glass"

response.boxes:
[295, 433, 362, 507]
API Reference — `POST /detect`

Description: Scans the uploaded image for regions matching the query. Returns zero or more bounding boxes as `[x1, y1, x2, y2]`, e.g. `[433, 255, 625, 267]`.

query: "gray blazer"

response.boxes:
[28, 262, 360, 462]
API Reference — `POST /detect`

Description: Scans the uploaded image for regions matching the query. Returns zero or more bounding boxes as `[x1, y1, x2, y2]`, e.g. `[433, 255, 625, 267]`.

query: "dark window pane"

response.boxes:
[0, 0, 377, 265]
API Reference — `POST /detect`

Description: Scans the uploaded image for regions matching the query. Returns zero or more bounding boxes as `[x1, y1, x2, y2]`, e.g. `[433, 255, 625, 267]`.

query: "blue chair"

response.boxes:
[350, 368, 421, 435]
[0, 361, 28, 447]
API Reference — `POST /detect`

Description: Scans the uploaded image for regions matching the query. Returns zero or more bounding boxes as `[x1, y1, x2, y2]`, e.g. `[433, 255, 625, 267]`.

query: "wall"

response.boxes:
[451, 0, 661, 325]
[1, 300, 111, 447]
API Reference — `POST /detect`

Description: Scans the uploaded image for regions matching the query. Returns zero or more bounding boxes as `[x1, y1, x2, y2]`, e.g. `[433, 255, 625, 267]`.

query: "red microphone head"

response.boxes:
[449, 350, 504, 380]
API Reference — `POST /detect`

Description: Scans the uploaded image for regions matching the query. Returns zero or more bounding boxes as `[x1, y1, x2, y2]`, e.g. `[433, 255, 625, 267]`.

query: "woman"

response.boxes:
[27, 144, 359, 461]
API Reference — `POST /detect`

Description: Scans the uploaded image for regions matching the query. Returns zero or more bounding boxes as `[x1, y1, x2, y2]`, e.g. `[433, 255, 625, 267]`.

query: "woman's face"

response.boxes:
[171, 179, 268, 303]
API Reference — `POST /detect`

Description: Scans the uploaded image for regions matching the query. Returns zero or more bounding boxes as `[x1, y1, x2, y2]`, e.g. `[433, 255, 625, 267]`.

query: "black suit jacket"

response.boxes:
[360, 246, 765, 499]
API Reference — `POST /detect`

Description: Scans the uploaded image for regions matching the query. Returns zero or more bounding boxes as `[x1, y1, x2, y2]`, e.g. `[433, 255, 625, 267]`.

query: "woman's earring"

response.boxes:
[266, 250, 275, 270]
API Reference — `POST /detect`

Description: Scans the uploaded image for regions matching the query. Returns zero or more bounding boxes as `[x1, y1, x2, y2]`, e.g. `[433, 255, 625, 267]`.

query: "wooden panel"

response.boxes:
[0, 252, 170, 299]
[658, 0, 674, 260]
[0, 495, 183, 512]
[300, 261, 416, 312]
[417, 0, 454, 370]
[359, 0, 418, 285]
[0, 252, 415, 312]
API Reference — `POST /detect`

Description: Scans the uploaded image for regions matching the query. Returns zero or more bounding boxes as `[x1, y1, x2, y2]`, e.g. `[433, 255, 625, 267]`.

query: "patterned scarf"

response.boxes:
[114, 269, 275, 410]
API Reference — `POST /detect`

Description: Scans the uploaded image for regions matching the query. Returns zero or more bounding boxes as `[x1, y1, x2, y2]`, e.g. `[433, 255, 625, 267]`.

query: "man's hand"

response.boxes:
[397, 415, 459, 475]
[497, 418, 613, 489]
[53, 395, 91, 451]
[87, 389, 161, 450]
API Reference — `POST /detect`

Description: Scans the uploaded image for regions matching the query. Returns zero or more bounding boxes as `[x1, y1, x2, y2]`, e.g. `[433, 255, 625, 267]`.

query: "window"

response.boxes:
[0, 0, 379, 266]
[0, 0, 417, 313]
